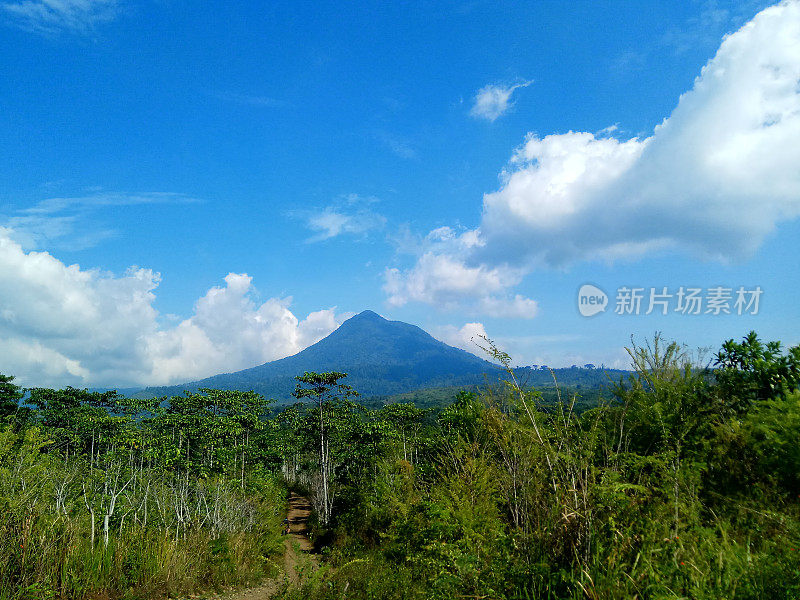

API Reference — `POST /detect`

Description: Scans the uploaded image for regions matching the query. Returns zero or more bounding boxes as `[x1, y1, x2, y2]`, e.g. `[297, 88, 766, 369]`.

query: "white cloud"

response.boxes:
[478, 294, 538, 319]
[384, 252, 519, 307]
[19, 191, 196, 215]
[470, 80, 532, 121]
[293, 194, 387, 242]
[1, 0, 119, 34]
[383, 226, 537, 318]
[2, 191, 198, 251]
[0, 228, 346, 388]
[388, 1, 800, 310]
[481, 0, 800, 266]
[433, 322, 488, 357]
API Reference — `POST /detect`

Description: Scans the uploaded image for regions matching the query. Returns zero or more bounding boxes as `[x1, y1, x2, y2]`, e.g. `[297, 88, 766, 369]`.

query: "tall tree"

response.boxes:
[0, 373, 24, 419]
[381, 402, 425, 463]
[292, 371, 357, 525]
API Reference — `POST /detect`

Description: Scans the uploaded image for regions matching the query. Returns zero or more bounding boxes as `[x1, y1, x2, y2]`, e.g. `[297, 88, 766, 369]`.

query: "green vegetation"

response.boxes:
[280, 332, 800, 599]
[0, 387, 286, 600]
[1, 330, 798, 599]
[368, 382, 606, 412]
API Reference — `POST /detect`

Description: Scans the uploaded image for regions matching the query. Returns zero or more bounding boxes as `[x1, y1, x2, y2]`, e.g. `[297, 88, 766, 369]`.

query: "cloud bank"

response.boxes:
[482, 0, 800, 266]
[389, 1, 800, 311]
[0, 228, 346, 388]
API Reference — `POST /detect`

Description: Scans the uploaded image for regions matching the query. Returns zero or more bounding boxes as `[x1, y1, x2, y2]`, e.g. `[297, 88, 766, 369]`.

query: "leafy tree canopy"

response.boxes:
[0, 373, 23, 418]
[715, 330, 800, 413]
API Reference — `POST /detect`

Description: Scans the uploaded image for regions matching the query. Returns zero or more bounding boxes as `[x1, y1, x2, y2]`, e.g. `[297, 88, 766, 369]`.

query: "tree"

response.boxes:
[0, 373, 24, 420]
[380, 403, 425, 463]
[26, 387, 128, 462]
[292, 371, 357, 525]
[715, 331, 800, 414]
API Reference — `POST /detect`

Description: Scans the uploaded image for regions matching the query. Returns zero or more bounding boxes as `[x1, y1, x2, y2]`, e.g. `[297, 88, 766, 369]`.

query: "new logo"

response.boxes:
[578, 284, 608, 317]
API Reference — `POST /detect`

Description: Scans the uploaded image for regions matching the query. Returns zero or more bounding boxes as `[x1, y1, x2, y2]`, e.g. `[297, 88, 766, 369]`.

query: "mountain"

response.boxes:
[137, 310, 502, 401]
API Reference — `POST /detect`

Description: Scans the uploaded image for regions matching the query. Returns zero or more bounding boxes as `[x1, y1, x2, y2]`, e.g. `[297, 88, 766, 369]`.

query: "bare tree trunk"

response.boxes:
[103, 514, 110, 547]
[319, 397, 329, 525]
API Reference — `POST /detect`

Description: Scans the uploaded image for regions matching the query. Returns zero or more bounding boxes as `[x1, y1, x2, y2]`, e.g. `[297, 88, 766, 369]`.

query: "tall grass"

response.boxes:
[0, 426, 285, 600]
[277, 336, 800, 599]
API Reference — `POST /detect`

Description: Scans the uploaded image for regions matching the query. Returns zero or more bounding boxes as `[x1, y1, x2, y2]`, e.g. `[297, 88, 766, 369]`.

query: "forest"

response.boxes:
[1, 331, 799, 599]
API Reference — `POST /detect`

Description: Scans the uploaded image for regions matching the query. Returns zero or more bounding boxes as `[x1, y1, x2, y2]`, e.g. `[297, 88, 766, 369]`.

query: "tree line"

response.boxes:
[1, 330, 799, 599]
[280, 332, 800, 599]
[0, 364, 439, 599]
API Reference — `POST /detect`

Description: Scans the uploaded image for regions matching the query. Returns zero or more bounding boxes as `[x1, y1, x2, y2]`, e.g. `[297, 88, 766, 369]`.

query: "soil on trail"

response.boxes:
[281, 492, 318, 587]
[219, 493, 318, 600]
[285, 492, 315, 553]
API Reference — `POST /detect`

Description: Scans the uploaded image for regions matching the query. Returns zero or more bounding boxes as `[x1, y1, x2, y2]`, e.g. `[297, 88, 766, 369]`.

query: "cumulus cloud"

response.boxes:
[387, 1, 800, 310]
[481, 0, 800, 266]
[470, 80, 532, 121]
[433, 322, 488, 357]
[383, 226, 537, 318]
[292, 194, 387, 242]
[1, 0, 119, 34]
[384, 253, 517, 307]
[478, 294, 538, 319]
[0, 228, 346, 388]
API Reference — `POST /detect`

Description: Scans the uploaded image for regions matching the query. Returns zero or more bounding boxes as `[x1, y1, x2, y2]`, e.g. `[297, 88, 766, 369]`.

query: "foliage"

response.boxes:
[0, 384, 285, 600]
[0, 374, 23, 420]
[715, 330, 800, 413]
[272, 332, 800, 600]
[2, 330, 800, 599]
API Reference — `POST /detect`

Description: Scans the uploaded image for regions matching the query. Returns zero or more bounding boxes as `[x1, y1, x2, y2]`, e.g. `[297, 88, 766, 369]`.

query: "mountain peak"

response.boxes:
[140, 310, 497, 401]
[351, 309, 384, 321]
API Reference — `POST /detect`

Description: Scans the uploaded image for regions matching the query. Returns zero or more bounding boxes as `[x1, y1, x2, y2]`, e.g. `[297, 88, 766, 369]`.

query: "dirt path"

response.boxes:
[285, 492, 315, 553]
[282, 492, 318, 585]
[219, 493, 318, 600]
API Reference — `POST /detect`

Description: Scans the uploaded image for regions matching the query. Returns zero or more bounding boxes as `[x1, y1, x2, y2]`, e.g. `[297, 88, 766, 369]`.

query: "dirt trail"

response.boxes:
[282, 492, 318, 585]
[220, 493, 318, 600]
[285, 492, 315, 553]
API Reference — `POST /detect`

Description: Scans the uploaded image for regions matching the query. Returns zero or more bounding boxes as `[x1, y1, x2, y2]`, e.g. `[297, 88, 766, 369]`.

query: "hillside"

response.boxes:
[135, 310, 627, 403]
[137, 310, 502, 401]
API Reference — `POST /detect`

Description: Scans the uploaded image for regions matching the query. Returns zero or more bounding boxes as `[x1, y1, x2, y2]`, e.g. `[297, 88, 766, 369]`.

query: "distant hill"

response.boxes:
[365, 374, 625, 412]
[133, 310, 628, 404]
[136, 310, 498, 401]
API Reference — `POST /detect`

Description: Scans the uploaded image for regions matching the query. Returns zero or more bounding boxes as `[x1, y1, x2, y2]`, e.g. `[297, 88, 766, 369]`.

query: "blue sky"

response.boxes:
[1, 0, 798, 387]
